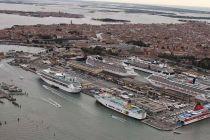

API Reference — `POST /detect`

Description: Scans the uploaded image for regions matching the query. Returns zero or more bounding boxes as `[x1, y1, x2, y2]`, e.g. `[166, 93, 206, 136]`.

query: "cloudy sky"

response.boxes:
[94, 0, 210, 7]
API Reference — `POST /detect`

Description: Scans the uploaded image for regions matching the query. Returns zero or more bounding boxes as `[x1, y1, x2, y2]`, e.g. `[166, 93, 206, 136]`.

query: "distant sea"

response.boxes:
[0, 0, 210, 29]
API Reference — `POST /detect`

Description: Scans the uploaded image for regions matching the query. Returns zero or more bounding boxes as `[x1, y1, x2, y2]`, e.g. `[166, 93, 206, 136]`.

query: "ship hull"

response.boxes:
[95, 95, 146, 120]
[40, 75, 81, 93]
[182, 112, 210, 126]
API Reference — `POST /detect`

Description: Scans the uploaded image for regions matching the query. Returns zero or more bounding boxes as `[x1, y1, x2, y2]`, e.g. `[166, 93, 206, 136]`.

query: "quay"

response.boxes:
[142, 117, 176, 131]
[0, 82, 28, 108]
[0, 82, 27, 96]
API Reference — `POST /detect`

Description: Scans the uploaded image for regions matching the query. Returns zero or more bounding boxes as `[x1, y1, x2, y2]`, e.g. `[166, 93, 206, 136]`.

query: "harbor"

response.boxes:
[0, 45, 210, 131]
[0, 45, 210, 140]
[0, 0, 210, 139]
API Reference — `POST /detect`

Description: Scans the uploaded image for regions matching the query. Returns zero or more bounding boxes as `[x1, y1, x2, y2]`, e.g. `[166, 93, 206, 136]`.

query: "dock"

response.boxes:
[0, 82, 27, 108]
[142, 118, 176, 131]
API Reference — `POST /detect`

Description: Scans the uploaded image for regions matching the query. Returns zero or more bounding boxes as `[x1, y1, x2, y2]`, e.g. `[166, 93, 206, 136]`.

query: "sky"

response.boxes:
[93, 0, 210, 8]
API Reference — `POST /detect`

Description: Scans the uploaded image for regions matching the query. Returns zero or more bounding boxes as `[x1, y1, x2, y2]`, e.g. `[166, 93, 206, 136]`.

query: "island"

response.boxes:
[92, 18, 130, 23]
[0, 10, 84, 18]
[161, 14, 210, 20]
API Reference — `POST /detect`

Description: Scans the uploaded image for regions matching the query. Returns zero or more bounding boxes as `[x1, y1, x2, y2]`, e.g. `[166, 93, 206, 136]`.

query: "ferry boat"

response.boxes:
[147, 73, 210, 97]
[94, 92, 146, 120]
[124, 56, 174, 74]
[86, 55, 138, 77]
[37, 68, 81, 93]
[177, 103, 210, 126]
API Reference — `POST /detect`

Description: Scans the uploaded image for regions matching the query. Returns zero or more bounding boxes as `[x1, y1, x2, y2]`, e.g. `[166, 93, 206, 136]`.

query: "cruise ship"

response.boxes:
[147, 73, 210, 97]
[94, 92, 147, 120]
[37, 68, 81, 93]
[86, 55, 138, 77]
[124, 56, 174, 74]
[177, 103, 210, 126]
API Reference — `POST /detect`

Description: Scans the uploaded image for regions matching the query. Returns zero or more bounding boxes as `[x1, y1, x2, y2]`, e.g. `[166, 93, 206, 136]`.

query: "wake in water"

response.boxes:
[42, 84, 99, 115]
[41, 97, 61, 108]
[42, 84, 67, 99]
[48, 98, 62, 108]
[111, 115, 126, 122]
[41, 85, 63, 108]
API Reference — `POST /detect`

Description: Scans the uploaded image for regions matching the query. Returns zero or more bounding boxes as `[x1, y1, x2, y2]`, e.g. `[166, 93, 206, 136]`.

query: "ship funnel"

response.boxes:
[126, 99, 132, 109]
[192, 77, 196, 84]
[194, 102, 204, 111]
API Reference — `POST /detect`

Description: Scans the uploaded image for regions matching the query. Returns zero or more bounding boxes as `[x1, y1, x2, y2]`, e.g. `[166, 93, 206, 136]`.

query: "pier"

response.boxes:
[142, 118, 175, 131]
[0, 82, 28, 108]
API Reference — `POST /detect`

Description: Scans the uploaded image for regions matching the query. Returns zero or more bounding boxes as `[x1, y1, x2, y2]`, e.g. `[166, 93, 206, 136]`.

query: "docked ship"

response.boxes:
[147, 73, 210, 97]
[124, 56, 174, 74]
[177, 103, 210, 126]
[94, 92, 147, 120]
[37, 68, 81, 93]
[86, 55, 138, 77]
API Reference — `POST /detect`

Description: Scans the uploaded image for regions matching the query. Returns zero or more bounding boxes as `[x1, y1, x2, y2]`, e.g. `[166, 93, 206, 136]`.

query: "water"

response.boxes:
[0, 45, 210, 140]
[1, 1, 210, 29]
[0, 44, 45, 53]
[0, 1, 182, 29]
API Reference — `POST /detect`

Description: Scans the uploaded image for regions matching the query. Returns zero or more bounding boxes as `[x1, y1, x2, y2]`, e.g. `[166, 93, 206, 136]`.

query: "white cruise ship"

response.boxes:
[95, 92, 146, 120]
[124, 56, 174, 74]
[147, 73, 210, 97]
[86, 55, 137, 77]
[37, 68, 81, 93]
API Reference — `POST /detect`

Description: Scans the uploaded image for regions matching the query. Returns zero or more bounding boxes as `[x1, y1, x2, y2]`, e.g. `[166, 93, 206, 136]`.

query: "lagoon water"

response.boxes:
[1, 1, 210, 29]
[0, 1, 182, 29]
[0, 1, 210, 29]
[0, 44, 45, 53]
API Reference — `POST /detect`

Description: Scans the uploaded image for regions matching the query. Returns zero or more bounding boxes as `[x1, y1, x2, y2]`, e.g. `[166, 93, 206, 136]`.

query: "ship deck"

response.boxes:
[148, 74, 209, 95]
[40, 70, 80, 86]
[100, 93, 144, 112]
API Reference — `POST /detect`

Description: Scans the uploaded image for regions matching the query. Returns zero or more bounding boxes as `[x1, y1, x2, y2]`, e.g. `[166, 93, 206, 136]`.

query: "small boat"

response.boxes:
[19, 76, 24, 80]
[173, 131, 182, 134]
